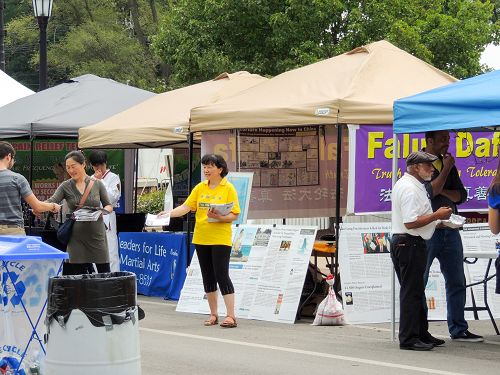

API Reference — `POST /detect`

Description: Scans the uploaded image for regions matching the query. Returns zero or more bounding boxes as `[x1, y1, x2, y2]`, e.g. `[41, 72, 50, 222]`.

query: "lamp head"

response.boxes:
[32, 0, 53, 18]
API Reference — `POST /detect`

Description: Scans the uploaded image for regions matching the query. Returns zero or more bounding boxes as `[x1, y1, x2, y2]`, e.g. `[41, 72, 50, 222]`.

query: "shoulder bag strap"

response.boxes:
[77, 179, 95, 208]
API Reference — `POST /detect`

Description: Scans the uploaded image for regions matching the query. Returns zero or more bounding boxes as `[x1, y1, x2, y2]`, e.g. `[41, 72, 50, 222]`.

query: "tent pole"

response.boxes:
[134, 149, 139, 213]
[28, 132, 34, 235]
[334, 123, 342, 278]
[186, 132, 194, 266]
[391, 133, 399, 342]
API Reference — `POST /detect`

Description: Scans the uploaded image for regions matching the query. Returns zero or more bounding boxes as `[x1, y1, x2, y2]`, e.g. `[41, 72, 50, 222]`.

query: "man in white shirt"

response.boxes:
[89, 151, 121, 272]
[392, 151, 452, 351]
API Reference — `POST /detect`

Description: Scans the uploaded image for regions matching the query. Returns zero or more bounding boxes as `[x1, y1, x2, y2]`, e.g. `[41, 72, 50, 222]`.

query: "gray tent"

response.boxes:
[0, 74, 155, 138]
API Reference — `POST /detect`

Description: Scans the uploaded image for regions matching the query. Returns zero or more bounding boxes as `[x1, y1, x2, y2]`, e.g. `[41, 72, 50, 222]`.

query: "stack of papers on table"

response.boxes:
[73, 208, 108, 222]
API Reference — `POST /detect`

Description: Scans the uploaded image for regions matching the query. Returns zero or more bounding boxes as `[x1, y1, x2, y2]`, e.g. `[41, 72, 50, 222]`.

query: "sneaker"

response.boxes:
[451, 330, 484, 342]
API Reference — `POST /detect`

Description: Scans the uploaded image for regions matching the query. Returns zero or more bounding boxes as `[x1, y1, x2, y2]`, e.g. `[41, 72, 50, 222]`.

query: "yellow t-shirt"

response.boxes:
[184, 178, 241, 246]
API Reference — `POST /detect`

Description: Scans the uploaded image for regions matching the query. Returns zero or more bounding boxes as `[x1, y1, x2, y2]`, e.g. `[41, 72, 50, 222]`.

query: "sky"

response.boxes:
[480, 43, 500, 70]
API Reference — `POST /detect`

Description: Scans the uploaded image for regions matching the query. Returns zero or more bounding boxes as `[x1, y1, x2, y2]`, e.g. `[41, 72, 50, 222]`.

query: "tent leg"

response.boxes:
[134, 149, 139, 213]
[334, 124, 342, 278]
[391, 133, 399, 342]
[186, 133, 194, 266]
[28, 134, 35, 235]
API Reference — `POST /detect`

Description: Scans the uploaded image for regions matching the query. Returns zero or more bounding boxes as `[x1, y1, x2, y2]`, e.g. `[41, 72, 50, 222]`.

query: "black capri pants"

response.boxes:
[195, 244, 234, 295]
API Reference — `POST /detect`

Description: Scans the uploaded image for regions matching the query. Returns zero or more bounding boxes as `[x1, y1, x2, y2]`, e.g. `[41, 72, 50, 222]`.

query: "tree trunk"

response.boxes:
[128, 0, 148, 48]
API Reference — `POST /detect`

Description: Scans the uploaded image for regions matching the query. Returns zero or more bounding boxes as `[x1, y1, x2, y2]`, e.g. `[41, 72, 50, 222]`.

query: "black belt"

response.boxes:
[393, 233, 425, 241]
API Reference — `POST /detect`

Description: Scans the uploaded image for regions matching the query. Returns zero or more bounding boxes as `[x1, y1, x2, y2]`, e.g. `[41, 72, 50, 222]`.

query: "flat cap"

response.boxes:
[406, 151, 438, 166]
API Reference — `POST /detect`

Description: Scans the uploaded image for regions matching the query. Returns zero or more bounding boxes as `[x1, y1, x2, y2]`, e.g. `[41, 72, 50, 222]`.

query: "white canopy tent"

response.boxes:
[0, 70, 34, 108]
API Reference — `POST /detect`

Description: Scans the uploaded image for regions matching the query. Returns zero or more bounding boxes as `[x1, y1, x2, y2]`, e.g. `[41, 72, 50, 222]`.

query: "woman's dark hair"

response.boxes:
[201, 154, 229, 177]
[65, 150, 86, 165]
[88, 150, 107, 166]
[0, 141, 15, 159]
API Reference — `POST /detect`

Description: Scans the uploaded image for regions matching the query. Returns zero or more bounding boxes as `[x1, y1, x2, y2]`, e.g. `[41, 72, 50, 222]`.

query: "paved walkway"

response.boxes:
[138, 296, 500, 375]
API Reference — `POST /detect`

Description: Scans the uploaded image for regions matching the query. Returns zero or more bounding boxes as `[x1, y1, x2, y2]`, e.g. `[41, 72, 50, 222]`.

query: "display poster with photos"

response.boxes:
[239, 127, 320, 188]
[176, 225, 318, 324]
[202, 126, 348, 219]
[339, 223, 500, 324]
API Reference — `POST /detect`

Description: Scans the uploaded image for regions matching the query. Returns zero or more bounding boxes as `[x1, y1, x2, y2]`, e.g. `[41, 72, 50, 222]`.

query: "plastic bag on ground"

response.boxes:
[312, 276, 346, 326]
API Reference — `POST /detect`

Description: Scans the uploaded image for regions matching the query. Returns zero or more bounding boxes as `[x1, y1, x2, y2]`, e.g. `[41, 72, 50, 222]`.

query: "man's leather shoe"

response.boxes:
[421, 335, 445, 347]
[400, 340, 434, 351]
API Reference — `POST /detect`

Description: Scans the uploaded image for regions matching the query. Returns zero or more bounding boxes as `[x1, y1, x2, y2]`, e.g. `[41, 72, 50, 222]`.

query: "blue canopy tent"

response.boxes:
[393, 69, 500, 134]
[390, 70, 500, 340]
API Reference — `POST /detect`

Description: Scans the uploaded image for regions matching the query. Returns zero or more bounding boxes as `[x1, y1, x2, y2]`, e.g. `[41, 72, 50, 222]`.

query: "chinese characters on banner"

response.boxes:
[202, 126, 349, 219]
[349, 125, 500, 214]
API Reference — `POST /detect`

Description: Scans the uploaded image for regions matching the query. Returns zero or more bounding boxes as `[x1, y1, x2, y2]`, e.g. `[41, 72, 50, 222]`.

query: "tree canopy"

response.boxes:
[153, 0, 500, 87]
[4, 0, 167, 91]
[3, 0, 500, 90]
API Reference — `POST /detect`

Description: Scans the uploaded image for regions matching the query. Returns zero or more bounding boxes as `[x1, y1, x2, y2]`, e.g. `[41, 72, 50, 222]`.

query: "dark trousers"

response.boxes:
[63, 262, 111, 275]
[391, 234, 429, 346]
[195, 244, 234, 295]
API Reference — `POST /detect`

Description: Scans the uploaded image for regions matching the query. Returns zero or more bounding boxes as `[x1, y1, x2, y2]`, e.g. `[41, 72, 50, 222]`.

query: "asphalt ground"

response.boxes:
[137, 296, 500, 375]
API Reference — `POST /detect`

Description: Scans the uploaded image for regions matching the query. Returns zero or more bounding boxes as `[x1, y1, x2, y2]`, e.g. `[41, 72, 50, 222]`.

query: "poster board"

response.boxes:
[176, 224, 317, 324]
[338, 222, 500, 324]
[202, 126, 349, 219]
[226, 172, 253, 225]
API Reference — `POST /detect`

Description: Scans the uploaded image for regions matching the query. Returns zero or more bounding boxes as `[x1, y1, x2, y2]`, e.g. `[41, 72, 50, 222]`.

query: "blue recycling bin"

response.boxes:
[0, 235, 68, 375]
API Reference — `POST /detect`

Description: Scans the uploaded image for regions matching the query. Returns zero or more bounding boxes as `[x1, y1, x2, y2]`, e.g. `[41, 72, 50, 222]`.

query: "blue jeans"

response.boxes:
[424, 229, 468, 337]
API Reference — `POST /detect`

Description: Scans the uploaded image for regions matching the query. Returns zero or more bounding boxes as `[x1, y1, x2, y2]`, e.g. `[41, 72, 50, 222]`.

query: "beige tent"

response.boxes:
[78, 72, 267, 148]
[190, 40, 456, 131]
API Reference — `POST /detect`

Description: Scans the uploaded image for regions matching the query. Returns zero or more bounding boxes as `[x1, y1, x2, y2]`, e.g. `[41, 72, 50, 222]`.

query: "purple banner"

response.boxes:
[354, 125, 499, 213]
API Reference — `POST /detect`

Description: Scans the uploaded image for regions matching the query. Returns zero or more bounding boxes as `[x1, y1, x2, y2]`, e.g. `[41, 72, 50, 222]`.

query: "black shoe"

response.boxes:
[400, 340, 434, 351]
[421, 334, 445, 347]
[451, 330, 484, 343]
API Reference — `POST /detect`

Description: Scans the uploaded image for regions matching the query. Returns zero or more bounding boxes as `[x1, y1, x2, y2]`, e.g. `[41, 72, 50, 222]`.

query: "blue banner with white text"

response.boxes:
[118, 232, 194, 299]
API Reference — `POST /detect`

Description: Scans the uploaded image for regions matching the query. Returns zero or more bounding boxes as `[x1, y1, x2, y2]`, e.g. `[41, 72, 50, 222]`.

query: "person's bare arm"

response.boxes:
[429, 154, 454, 197]
[488, 207, 500, 235]
[24, 194, 60, 213]
[404, 207, 452, 230]
[160, 204, 191, 218]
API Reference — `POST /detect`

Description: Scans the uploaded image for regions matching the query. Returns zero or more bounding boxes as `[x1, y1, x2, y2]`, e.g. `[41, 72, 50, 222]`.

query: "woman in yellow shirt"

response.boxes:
[165, 154, 240, 328]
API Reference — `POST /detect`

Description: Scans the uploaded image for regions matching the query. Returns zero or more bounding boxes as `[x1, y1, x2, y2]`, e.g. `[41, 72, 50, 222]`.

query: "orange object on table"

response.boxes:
[313, 240, 336, 254]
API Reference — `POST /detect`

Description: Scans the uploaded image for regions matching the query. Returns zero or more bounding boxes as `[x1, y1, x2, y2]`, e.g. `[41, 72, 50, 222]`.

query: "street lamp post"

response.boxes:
[32, 0, 53, 91]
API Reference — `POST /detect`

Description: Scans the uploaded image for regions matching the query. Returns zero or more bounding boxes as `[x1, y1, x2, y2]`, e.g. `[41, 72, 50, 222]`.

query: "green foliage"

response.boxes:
[46, 21, 158, 89]
[153, 0, 499, 85]
[4, 0, 167, 91]
[136, 190, 165, 214]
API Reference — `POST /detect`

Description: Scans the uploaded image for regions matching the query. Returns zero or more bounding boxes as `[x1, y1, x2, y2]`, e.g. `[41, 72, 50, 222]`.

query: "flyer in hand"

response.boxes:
[145, 213, 170, 227]
[208, 202, 234, 222]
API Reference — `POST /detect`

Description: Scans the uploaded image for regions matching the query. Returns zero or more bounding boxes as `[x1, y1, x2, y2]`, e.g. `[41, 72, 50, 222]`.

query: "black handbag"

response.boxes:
[56, 180, 95, 246]
[56, 216, 75, 246]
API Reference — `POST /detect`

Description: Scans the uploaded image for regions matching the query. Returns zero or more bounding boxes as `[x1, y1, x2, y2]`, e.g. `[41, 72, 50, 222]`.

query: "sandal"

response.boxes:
[204, 315, 218, 326]
[220, 316, 237, 328]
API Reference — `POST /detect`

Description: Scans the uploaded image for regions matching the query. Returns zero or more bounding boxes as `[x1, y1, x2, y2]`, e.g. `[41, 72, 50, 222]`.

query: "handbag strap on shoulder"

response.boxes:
[78, 179, 95, 208]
